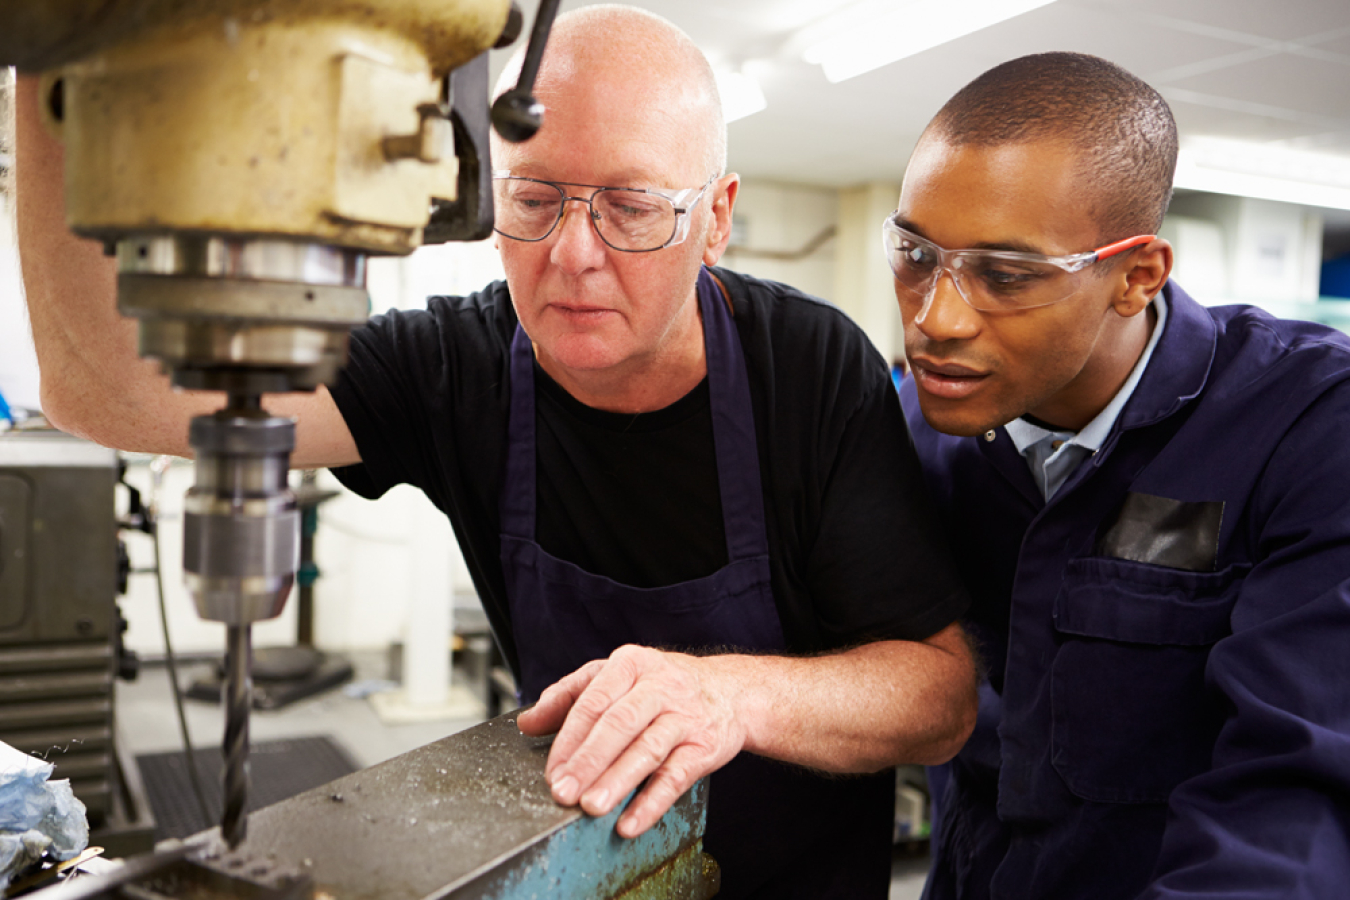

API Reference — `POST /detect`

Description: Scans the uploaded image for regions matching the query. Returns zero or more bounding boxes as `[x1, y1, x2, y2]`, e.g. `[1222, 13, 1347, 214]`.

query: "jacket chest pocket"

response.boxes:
[1050, 556, 1246, 804]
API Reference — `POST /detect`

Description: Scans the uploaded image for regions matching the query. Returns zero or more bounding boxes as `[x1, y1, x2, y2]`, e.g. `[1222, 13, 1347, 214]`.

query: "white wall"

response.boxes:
[0, 191, 41, 412]
[720, 179, 837, 303]
[1162, 193, 1325, 310]
[834, 182, 902, 365]
[720, 178, 903, 365]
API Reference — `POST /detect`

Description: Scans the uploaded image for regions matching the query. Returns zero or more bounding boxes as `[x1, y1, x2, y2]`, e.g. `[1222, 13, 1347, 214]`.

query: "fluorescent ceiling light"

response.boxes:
[1175, 138, 1350, 211]
[715, 70, 768, 123]
[803, 0, 1060, 83]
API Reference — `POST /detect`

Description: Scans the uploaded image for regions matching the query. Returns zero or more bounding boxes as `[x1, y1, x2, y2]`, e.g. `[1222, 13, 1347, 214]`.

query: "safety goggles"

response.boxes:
[881, 214, 1155, 312]
[493, 173, 716, 252]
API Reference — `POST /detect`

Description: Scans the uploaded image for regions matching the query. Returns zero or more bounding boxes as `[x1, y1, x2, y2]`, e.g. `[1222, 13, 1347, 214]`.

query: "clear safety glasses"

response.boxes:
[881, 214, 1155, 312]
[492, 173, 716, 252]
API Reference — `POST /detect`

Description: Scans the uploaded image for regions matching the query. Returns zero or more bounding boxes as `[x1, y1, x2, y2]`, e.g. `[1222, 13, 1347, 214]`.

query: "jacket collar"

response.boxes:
[1114, 280, 1216, 433]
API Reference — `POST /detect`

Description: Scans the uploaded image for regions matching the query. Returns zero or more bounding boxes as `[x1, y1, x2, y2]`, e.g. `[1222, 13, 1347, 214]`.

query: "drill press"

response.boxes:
[1, 0, 535, 848]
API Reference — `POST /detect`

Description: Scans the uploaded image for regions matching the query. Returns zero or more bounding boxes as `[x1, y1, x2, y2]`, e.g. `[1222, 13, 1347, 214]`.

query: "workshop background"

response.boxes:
[2, 0, 1350, 896]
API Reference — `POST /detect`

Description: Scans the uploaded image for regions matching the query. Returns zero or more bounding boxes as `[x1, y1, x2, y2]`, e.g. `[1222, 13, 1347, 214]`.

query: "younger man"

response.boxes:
[895, 52, 1350, 899]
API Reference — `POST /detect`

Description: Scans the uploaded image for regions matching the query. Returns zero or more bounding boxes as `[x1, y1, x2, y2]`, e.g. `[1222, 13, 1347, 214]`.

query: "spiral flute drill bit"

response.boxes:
[222, 624, 253, 846]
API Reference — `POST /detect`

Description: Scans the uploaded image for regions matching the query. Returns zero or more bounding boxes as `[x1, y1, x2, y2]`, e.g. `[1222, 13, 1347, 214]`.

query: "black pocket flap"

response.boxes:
[1097, 492, 1223, 572]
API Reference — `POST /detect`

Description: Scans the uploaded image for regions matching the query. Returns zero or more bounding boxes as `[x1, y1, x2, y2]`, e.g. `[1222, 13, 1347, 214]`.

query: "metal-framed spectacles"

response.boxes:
[492, 172, 716, 252]
[882, 214, 1156, 312]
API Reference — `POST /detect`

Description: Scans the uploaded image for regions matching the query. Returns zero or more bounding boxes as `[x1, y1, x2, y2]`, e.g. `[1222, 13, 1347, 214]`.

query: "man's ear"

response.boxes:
[1112, 238, 1173, 317]
[702, 174, 740, 266]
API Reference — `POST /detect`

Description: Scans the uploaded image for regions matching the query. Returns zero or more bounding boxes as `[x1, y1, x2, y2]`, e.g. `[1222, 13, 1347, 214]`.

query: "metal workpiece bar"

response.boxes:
[17, 834, 314, 900]
[221, 624, 252, 849]
[205, 710, 718, 900]
[612, 842, 720, 900]
[17, 842, 199, 900]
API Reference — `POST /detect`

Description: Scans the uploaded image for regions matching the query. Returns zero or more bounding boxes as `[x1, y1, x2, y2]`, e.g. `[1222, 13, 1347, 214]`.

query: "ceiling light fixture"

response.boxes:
[802, 0, 1060, 84]
[715, 69, 768, 123]
[1174, 138, 1350, 211]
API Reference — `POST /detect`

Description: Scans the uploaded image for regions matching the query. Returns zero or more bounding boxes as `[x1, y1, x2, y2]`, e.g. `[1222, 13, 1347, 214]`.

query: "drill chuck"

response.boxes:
[184, 408, 299, 625]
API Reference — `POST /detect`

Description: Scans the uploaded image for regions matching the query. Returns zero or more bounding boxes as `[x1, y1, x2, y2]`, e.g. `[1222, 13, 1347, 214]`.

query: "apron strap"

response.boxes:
[501, 325, 537, 540]
[697, 267, 771, 563]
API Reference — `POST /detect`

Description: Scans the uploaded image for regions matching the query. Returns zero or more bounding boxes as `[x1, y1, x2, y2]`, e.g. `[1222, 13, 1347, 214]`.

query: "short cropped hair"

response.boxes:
[927, 52, 1178, 241]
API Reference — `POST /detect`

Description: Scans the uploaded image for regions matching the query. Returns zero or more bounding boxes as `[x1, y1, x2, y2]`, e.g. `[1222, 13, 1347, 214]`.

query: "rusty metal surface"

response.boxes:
[196, 711, 716, 900]
[611, 842, 720, 900]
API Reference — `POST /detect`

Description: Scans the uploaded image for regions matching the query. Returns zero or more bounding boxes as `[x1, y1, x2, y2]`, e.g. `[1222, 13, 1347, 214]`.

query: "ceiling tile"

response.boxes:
[1165, 96, 1329, 145]
[1166, 53, 1350, 123]
[1310, 33, 1350, 58]
[848, 2, 1256, 87]
[1076, 0, 1350, 44]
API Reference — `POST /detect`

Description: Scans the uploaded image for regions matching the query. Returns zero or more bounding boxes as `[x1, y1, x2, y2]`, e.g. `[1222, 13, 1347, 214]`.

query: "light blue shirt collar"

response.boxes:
[1004, 294, 1168, 499]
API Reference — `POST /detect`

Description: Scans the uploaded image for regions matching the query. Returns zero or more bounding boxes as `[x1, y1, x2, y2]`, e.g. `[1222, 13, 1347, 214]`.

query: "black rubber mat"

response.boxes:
[135, 736, 359, 840]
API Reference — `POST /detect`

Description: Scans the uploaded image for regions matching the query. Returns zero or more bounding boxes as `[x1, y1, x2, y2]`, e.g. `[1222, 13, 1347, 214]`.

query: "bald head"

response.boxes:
[924, 52, 1177, 242]
[493, 4, 725, 181]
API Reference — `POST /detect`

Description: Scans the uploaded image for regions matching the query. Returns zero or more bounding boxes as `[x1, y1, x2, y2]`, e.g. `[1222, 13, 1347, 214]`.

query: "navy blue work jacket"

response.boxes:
[901, 281, 1350, 899]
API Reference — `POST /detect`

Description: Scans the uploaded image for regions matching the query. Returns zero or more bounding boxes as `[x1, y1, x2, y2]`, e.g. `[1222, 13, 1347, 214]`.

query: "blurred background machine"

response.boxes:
[0, 429, 154, 858]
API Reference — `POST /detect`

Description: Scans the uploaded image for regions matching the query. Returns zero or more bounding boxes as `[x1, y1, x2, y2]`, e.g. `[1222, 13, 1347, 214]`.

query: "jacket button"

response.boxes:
[983, 430, 996, 442]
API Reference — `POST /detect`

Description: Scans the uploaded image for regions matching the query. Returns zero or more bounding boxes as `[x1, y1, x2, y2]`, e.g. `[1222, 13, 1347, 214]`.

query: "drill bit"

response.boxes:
[222, 623, 252, 847]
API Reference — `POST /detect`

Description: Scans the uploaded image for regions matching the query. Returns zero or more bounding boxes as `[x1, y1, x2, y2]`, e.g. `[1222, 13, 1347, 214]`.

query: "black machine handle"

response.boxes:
[490, 0, 563, 143]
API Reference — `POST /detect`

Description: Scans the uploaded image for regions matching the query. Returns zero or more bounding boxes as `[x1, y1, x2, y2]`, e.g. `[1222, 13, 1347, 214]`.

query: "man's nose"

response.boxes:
[913, 268, 981, 341]
[549, 198, 607, 273]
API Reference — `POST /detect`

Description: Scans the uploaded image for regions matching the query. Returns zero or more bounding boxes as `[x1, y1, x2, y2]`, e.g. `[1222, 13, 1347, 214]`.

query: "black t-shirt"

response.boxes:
[534, 371, 726, 588]
[329, 267, 968, 677]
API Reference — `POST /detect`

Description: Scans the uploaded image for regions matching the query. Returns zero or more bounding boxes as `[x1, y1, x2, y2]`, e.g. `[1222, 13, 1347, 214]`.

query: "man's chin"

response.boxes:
[539, 333, 632, 374]
[915, 392, 1004, 438]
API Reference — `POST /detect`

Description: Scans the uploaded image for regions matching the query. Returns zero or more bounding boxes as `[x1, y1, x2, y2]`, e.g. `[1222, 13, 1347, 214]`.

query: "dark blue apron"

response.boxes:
[500, 267, 893, 899]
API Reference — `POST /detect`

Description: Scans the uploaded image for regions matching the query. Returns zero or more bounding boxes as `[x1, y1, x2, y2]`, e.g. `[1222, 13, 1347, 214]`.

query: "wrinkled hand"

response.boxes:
[516, 644, 747, 839]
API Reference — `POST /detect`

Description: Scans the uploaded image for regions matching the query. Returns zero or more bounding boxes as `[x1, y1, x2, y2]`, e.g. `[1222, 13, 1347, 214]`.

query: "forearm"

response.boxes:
[706, 623, 977, 771]
[15, 74, 218, 453]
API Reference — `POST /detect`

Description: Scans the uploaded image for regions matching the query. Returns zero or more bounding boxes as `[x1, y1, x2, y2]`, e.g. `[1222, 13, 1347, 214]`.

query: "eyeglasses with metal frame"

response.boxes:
[492, 172, 717, 252]
[881, 214, 1156, 312]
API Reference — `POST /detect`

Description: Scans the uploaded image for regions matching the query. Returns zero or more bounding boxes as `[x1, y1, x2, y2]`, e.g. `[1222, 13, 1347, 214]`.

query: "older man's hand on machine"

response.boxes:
[517, 644, 749, 839]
